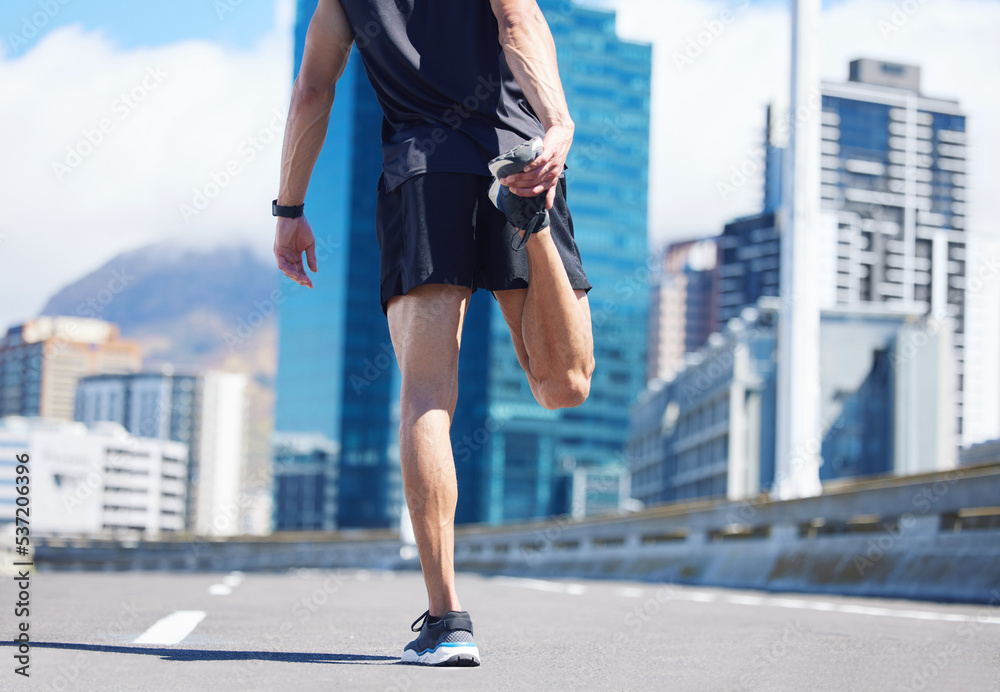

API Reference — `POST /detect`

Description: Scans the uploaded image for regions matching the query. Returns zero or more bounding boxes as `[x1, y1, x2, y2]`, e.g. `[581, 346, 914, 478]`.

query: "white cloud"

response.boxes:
[589, 0, 1000, 247]
[1, 0, 997, 331]
[0, 8, 293, 329]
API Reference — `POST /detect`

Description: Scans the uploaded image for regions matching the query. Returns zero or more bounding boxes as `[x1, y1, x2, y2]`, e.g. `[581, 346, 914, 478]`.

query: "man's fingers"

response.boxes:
[537, 160, 561, 184]
[507, 167, 560, 197]
[545, 185, 557, 210]
[524, 149, 554, 171]
[276, 254, 312, 287]
[305, 243, 318, 273]
[276, 254, 301, 279]
[505, 157, 562, 187]
[504, 168, 556, 191]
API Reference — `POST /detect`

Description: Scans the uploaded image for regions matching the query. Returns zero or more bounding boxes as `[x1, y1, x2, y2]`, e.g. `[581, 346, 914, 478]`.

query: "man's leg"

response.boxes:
[387, 283, 471, 617]
[495, 226, 595, 410]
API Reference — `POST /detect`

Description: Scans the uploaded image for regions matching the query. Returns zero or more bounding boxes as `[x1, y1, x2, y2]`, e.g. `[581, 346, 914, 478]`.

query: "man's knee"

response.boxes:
[400, 379, 458, 422]
[538, 367, 592, 410]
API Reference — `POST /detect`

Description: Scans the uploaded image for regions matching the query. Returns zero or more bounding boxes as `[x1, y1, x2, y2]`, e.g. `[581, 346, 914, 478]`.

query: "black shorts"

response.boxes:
[375, 173, 592, 315]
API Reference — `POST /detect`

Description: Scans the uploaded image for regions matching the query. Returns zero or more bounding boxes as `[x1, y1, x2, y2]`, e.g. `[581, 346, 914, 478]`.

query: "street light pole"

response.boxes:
[774, 0, 823, 499]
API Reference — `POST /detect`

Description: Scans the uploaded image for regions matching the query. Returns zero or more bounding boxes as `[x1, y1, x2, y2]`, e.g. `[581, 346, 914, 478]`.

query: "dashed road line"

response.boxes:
[209, 571, 244, 596]
[652, 589, 1000, 625]
[133, 611, 207, 645]
[492, 576, 586, 595]
[493, 577, 1000, 625]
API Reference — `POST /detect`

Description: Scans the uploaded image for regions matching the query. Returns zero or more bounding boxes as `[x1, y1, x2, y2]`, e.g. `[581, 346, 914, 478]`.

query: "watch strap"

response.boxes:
[272, 199, 304, 218]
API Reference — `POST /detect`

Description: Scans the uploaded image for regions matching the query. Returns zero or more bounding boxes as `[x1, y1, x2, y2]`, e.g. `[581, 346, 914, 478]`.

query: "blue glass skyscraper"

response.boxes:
[272, 0, 400, 531]
[272, 0, 650, 529]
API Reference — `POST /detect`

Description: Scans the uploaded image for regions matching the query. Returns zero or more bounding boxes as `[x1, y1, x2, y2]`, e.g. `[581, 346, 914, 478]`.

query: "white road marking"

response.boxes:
[670, 591, 718, 603]
[716, 593, 1000, 625]
[491, 577, 999, 625]
[208, 584, 232, 595]
[492, 576, 587, 595]
[133, 611, 206, 645]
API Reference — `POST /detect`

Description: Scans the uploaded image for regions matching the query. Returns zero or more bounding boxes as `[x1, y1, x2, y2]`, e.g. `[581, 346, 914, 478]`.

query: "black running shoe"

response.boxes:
[401, 610, 481, 666]
[488, 137, 550, 251]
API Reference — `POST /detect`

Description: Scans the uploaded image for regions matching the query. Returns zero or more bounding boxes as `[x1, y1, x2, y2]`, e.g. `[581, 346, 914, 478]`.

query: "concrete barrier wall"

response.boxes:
[31, 464, 1000, 604]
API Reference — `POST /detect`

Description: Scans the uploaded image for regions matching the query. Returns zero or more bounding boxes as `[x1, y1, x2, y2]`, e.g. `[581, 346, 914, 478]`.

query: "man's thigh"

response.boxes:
[387, 283, 473, 387]
[493, 287, 591, 374]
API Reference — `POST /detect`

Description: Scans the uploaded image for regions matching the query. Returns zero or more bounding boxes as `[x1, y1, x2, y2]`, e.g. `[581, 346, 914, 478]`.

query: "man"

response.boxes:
[272, 0, 595, 667]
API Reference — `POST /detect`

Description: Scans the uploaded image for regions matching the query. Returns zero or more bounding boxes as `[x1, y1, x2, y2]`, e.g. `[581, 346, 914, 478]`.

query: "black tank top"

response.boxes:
[339, 0, 546, 191]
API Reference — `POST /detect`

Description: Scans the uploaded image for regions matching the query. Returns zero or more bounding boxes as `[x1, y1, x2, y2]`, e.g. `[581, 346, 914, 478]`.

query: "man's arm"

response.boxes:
[490, 0, 574, 209]
[274, 0, 353, 288]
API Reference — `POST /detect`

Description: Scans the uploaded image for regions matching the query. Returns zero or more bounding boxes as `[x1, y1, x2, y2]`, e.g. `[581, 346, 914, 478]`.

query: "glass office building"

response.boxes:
[273, 0, 651, 529]
[717, 59, 968, 446]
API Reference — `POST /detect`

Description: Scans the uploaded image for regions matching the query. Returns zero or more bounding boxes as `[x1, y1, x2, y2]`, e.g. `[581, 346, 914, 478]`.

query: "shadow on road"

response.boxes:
[0, 641, 399, 664]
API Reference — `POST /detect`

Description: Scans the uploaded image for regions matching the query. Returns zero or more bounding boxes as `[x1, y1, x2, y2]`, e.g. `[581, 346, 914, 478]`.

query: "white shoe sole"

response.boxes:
[401, 642, 481, 666]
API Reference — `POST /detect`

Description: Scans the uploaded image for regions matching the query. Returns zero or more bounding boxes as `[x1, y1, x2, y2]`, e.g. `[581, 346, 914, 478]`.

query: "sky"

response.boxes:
[0, 0, 998, 332]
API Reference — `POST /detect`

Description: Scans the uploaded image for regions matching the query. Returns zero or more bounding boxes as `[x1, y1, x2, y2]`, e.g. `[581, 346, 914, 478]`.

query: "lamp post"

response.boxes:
[773, 0, 823, 499]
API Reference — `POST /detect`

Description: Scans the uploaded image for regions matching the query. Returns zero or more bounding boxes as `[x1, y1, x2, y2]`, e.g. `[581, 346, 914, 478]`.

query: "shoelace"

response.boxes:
[410, 610, 429, 633]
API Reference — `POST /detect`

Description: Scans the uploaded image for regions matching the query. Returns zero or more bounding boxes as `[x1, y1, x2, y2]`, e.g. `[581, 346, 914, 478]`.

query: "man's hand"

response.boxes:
[274, 217, 318, 288]
[500, 122, 573, 209]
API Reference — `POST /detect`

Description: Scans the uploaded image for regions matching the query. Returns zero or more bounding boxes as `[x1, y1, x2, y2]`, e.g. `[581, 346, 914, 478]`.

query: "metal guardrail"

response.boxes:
[450, 463, 1000, 603]
[27, 463, 1000, 603]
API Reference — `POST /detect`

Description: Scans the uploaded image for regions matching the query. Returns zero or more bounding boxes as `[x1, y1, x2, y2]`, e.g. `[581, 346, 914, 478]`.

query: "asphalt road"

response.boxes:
[2, 569, 999, 692]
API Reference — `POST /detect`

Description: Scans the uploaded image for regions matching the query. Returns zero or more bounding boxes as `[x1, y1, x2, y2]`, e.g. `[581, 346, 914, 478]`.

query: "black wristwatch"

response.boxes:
[272, 199, 304, 218]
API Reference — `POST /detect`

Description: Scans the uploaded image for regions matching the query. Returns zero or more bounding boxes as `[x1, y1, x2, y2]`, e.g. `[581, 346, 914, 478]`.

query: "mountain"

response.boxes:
[40, 242, 281, 490]
[42, 243, 277, 353]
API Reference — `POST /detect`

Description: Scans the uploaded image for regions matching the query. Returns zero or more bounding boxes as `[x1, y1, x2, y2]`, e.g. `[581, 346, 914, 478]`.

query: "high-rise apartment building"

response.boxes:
[272, 0, 651, 529]
[648, 239, 718, 384]
[0, 417, 188, 538]
[0, 317, 141, 421]
[75, 370, 248, 535]
[717, 58, 976, 447]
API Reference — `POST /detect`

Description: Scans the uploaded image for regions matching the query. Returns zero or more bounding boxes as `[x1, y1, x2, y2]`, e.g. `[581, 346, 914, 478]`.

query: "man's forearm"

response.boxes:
[277, 82, 336, 206]
[495, 2, 573, 132]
